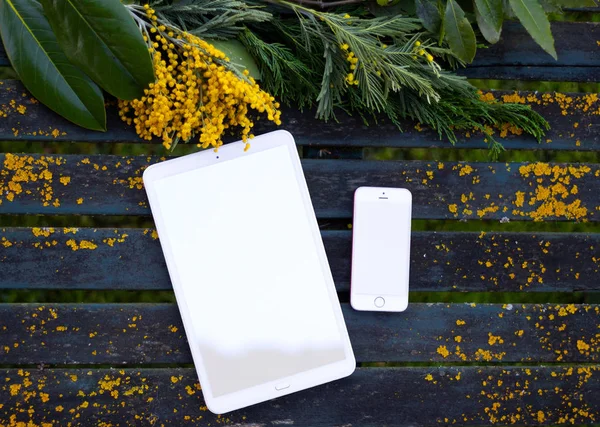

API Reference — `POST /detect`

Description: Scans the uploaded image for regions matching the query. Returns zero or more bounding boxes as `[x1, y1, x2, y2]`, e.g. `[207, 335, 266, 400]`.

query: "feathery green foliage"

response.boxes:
[277, 3, 439, 119]
[388, 88, 549, 158]
[238, 28, 317, 108]
[145, 0, 271, 39]
[134, 0, 549, 157]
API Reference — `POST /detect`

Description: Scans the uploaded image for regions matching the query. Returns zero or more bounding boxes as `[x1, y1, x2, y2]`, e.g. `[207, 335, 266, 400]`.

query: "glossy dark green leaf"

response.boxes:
[474, 0, 503, 43]
[415, 0, 442, 33]
[41, 0, 154, 100]
[508, 0, 557, 59]
[444, 0, 477, 63]
[0, 0, 105, 130]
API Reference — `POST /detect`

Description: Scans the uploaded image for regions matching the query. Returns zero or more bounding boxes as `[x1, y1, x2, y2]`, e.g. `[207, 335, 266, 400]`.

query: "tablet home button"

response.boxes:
[374, 297, 385, 308]
[275, 383, 290, 391]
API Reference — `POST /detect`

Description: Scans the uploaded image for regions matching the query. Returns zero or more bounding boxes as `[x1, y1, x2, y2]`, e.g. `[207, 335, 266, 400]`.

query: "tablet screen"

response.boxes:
[153, 144, 346, 397]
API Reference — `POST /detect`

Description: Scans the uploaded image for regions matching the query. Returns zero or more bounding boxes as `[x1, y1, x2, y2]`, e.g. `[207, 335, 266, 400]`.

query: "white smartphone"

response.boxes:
[350, 186, 412, 312]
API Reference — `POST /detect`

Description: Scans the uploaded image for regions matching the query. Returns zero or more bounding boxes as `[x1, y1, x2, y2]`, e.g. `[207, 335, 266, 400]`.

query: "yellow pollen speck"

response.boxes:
[577, 340, 590, 352]
[32, 227, 54, 237]
[66, 239, 97, 251]
[488, 333, 504, 346]
[436, 345, 450, 358]
[10, 384, 21, 396]
[514, 191, 525, 207]
[536, 411, 546, 423]
[459, 165, 473, 176]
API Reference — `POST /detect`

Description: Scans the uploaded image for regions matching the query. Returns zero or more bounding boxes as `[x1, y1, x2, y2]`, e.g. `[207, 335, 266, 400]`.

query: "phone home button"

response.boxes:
[275, 383, 290, 391]
[374, 297, 385, 308]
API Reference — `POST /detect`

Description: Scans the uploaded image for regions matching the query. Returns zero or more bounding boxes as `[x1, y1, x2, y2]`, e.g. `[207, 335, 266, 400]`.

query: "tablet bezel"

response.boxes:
[143, 130, 355, 414]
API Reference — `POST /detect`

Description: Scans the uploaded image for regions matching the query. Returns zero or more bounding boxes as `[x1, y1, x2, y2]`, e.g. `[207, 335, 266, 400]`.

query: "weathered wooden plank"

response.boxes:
[2, 21, 598, 73]
[458, 22, 600, 82]
[2, 155, 600, 221]
[565, 6, 600, 11]
[0, 228, 166, 290]
[2, 228, 600, 292]
[1, 303, 598, 364]
[1, 367, 598, 426]
[459, 66, 600, 82]
[2, 80, 600, 150]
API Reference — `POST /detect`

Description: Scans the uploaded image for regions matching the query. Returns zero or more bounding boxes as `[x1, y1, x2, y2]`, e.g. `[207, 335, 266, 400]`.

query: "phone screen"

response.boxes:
[351, 188, 411, 308]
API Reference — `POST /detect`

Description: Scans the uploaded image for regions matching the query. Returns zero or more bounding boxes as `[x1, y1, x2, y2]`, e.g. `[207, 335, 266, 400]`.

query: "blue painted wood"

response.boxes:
[2, 155, 600, 221]
[1, 367, 598, 426]
[457, 22, 600, 81]
[563, 6, 600, 11]
[459, 66, 600, 82]
[2, 228, 600, 292]
[0, 303, 598, 364]
[1, 81, 599, 150]
[459, 22, 600, 77]
[303, 146, 364, 160]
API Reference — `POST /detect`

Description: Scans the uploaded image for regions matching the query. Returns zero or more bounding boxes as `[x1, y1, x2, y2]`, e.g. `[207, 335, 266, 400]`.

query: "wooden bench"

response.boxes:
[1, 20, 599, 426]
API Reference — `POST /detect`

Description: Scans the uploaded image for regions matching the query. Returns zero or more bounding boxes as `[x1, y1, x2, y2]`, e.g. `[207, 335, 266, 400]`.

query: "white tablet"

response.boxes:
[143, 130, 355, 414]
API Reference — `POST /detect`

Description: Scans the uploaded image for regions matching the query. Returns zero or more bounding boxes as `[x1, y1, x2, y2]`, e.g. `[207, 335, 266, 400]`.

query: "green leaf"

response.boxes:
[444, 0, 477, 63]
[40, 0, 154, 101]
[474, 0, 503, 43]
[0, 0, 105, 131]
[210, 39, 262, 80]
[508, 0, 557, 59]
[415, 0, 442, 33]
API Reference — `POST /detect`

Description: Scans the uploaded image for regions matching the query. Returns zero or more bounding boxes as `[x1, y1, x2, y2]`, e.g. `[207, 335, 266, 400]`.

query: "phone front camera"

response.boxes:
[216, 156, 220, 159]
